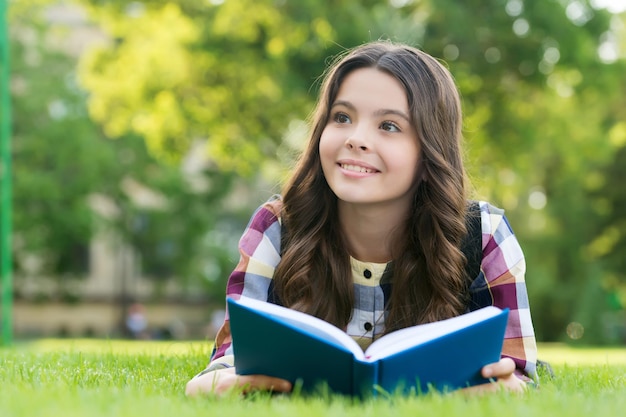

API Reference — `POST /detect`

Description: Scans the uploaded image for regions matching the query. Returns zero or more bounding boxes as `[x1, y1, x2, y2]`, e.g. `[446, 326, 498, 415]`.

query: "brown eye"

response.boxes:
[380, 121, 400, 132]
[333, 112, 351, 124]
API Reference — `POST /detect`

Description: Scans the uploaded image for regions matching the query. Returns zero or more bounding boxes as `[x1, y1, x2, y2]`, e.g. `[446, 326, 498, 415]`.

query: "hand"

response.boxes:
[461, 357, 527, 395]
[185, 367, 292, 397]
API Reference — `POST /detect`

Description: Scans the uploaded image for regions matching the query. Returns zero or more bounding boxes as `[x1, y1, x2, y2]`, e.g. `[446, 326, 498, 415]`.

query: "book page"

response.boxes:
[233, 296, 366, 360]
[364, 306, 503, 361]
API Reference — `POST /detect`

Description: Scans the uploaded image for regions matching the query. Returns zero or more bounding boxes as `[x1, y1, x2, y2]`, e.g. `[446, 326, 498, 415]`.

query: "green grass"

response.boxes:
[1, 340, 625, 417]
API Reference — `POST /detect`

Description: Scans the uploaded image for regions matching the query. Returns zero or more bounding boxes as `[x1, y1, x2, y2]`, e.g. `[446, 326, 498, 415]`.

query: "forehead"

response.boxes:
[334, 67, 409, 111]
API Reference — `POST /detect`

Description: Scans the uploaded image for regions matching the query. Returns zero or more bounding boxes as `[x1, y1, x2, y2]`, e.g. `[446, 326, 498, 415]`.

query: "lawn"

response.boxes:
[1, 339, 625, 417]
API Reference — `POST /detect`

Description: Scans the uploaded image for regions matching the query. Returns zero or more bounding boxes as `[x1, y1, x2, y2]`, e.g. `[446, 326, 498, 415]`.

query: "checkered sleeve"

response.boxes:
[479, 201, 538, 381]
[202, 196, 283, 371]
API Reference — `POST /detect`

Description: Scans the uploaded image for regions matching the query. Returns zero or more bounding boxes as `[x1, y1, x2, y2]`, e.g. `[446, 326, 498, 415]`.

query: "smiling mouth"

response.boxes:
[339, 163, 378, 174]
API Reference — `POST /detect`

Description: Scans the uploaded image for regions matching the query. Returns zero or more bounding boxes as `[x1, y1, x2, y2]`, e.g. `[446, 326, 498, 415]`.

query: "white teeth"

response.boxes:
[341, 164, 374, 173]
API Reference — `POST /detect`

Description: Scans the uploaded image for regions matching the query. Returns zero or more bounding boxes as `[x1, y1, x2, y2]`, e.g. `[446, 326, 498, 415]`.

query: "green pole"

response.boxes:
[0, 0, 13, 346]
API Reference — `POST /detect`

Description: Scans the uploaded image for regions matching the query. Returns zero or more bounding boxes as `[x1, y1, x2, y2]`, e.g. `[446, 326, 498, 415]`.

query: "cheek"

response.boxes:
[318, 130, 336, 164]
[386, 142, 420, 171]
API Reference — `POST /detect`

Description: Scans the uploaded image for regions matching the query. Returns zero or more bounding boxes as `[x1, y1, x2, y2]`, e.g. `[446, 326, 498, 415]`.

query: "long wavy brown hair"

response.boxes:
[273, 41, 469, 334]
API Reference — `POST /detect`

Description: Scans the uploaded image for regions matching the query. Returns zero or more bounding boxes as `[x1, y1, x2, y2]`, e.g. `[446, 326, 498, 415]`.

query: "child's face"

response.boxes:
[319, 67, 421, 212]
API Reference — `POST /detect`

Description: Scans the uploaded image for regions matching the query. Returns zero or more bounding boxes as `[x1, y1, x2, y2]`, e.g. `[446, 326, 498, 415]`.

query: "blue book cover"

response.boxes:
[227, 296, 509, 397]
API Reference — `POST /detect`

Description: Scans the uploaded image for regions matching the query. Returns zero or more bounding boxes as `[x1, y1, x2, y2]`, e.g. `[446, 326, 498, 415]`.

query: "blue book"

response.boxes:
[227, 296, 509, 397]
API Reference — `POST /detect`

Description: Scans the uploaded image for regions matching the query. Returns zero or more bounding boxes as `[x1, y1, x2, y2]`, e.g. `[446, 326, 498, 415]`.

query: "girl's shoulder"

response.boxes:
[475, 200, 505, 216]
[246, 195, 284, 233]
[262, 194, 284, 218]
[473, 200, 513, 236]
[255, 194, 283, 227]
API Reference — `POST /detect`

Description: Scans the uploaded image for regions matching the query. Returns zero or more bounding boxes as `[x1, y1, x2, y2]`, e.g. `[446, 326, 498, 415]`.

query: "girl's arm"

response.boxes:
[185, 368, 291, 397]
[477, 202, 538, 383]
[186, 197, 285, 395]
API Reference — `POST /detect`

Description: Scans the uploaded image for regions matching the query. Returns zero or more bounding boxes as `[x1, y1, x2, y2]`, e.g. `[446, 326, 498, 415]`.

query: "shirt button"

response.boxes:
[363, 269, 372, 279]
[364, 322, 373, 331]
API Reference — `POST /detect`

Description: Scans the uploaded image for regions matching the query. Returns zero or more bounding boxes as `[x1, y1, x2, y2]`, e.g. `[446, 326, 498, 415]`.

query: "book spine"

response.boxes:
[352, 360, 378, 398]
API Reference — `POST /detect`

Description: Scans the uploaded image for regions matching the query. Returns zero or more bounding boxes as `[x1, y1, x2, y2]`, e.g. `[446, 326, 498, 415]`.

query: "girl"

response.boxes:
[186, 41, 537, 396]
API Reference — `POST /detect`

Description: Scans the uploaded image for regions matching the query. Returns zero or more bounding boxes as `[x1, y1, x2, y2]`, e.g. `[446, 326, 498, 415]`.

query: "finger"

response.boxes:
[461, 382, 501, 395]
[236, 375, 292, 393]
[482, 357, 516, 379]
[460, 374, 525, 396]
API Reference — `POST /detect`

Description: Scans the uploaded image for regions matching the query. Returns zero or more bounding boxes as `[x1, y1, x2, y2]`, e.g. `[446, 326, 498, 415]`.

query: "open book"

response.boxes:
[227, 296, 509, 397]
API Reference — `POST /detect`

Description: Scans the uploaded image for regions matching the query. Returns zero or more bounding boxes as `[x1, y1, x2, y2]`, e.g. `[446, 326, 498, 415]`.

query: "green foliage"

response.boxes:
[0, 340, 625, 417]
[11, 13, 119, 276]
[78, 0, 305, 174]
[9, 2, 241, 298]
[589, 134, 626, 312]
[76, 0, 435, 175]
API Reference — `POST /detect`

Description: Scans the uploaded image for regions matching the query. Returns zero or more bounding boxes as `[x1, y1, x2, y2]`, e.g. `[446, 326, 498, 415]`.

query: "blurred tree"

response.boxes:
[9, 1, 240, 301]
[76, 0, 428, 176]
[10, 10, 120, 281]
[588, 114, 626, 305]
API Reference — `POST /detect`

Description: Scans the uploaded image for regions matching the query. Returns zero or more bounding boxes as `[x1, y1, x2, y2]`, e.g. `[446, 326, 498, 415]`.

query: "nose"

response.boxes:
[345, 126, 371, 151]
[345, 137, 368, 151]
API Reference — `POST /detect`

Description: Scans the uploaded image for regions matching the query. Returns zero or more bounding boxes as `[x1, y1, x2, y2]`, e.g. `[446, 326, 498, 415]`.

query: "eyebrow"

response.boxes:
[331, 100, 412, 123]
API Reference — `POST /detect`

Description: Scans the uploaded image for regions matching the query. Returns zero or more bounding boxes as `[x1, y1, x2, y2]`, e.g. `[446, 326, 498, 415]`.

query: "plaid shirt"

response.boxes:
[204, 196, 538, 380]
